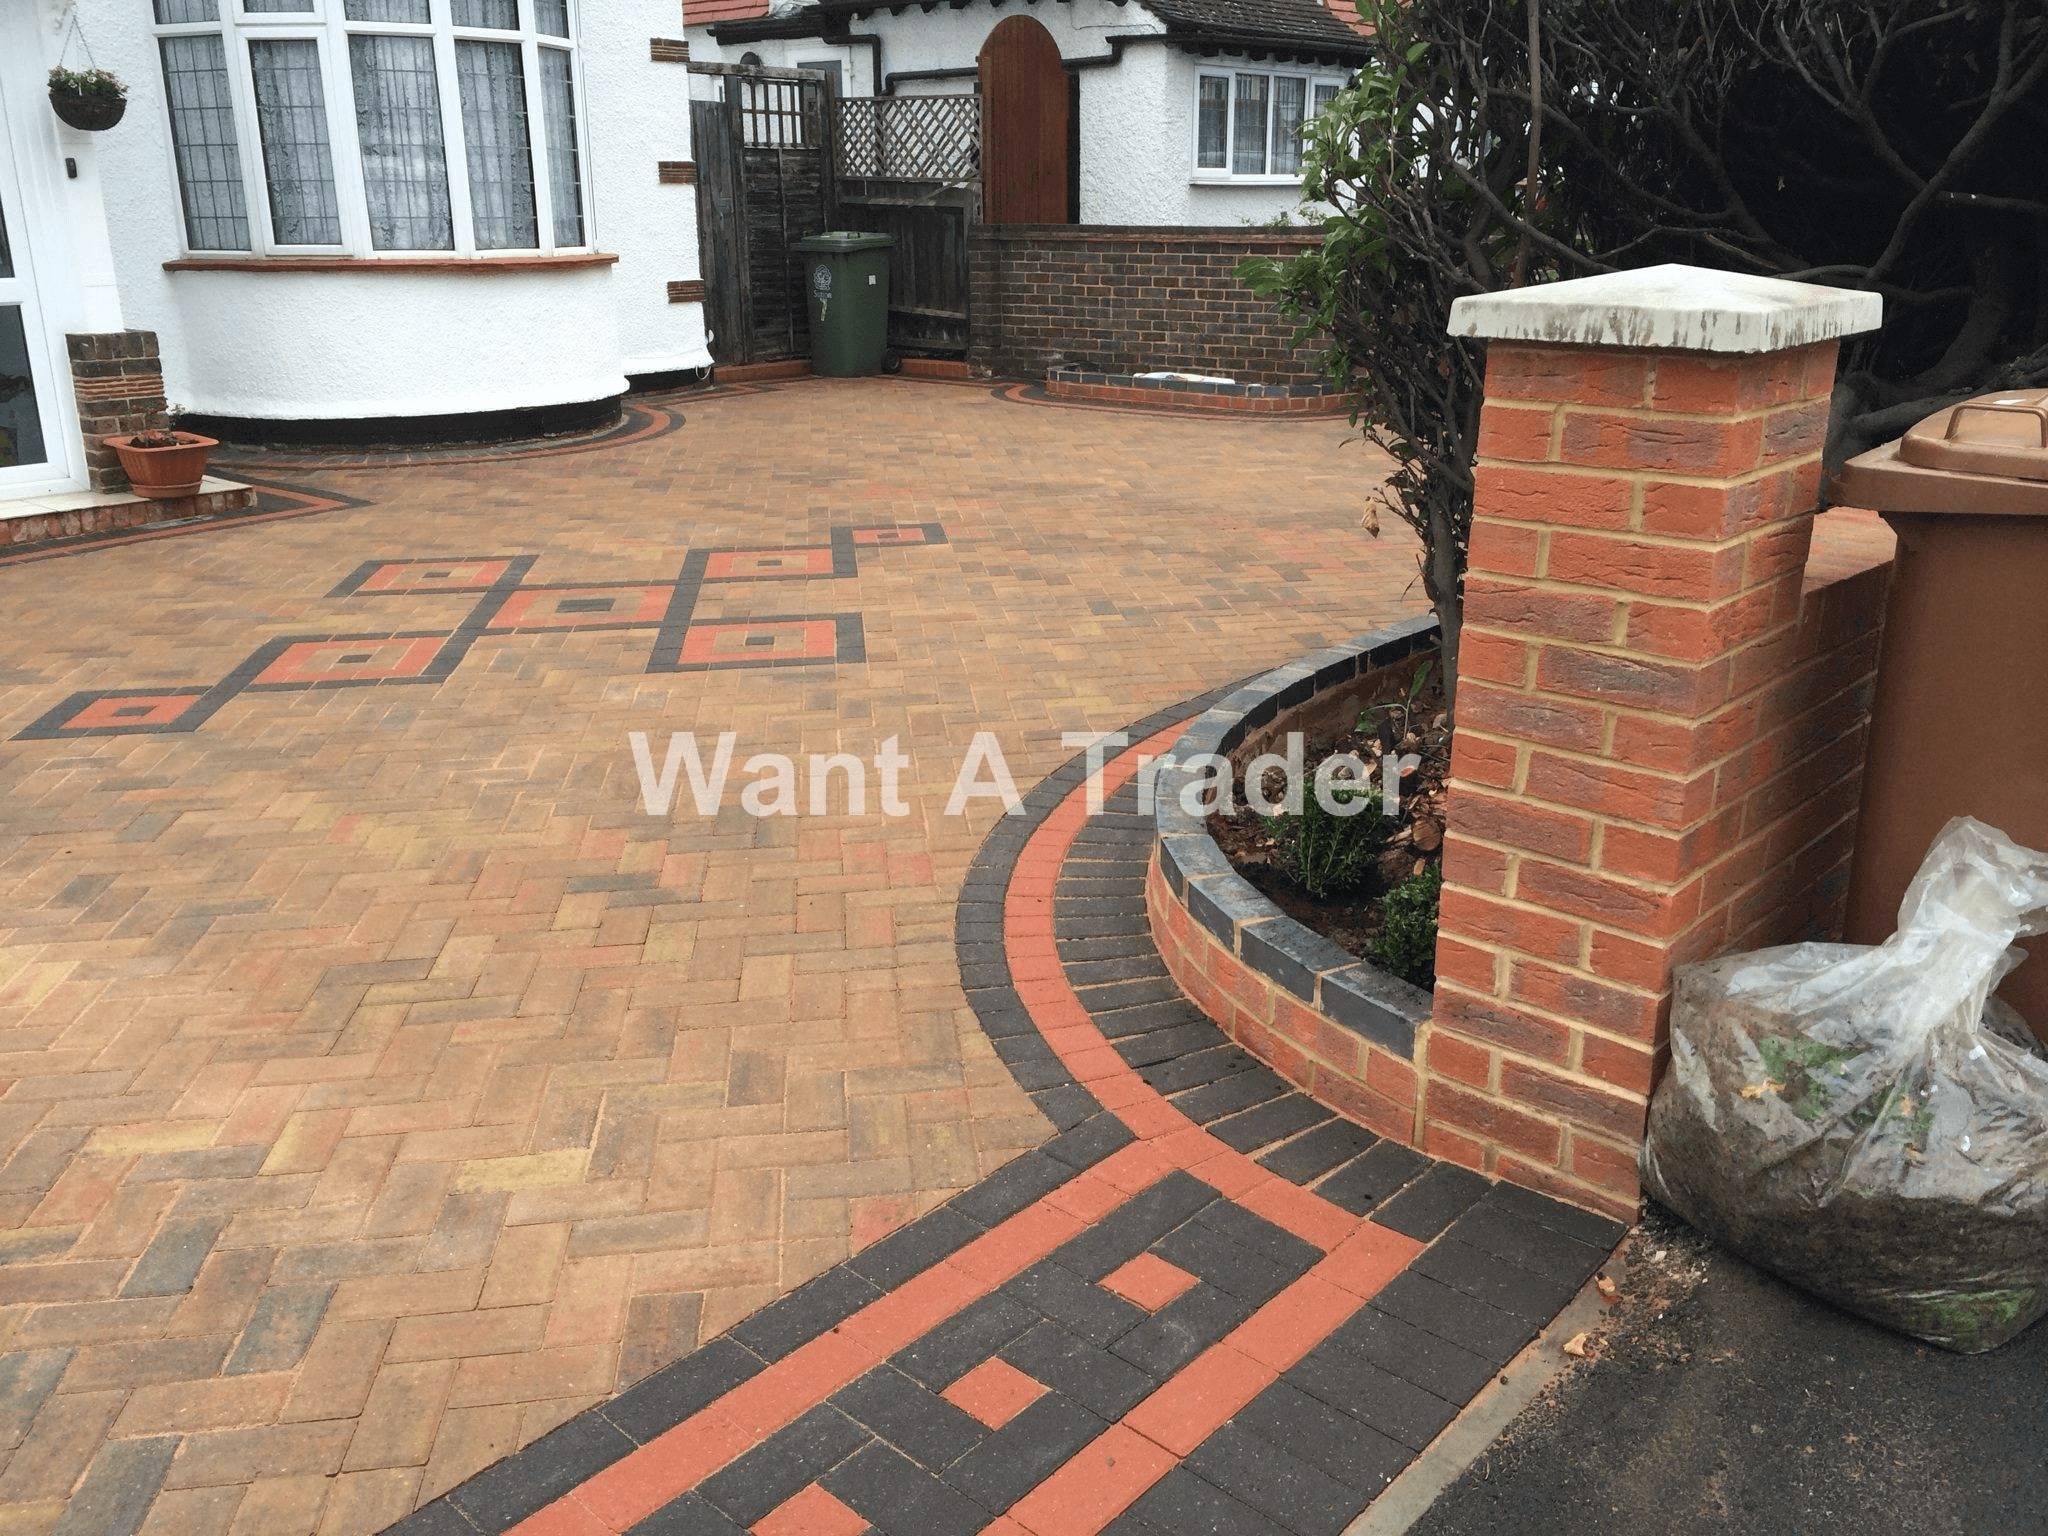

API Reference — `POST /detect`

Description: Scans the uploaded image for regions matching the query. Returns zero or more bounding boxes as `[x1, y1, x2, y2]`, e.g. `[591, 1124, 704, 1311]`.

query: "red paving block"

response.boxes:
[718, 1331, 877, 1437]
[516, 1498, 615, 1536]
[1099, 1254, 1199, 1313]
[1122, 1344, 1273, 1457]
[1006, 1423, 1180, 1536]
[832, 1260, 987, 1358]
[1234, 1177, 1358, 1252]
[942, 1358, 1049, 1429]
[563, 1409, 755, 1531]
[752, 1484, 867, 1536]
[1320, 1222, 1427, 1299]
[1228, 1274, 1363, 1374]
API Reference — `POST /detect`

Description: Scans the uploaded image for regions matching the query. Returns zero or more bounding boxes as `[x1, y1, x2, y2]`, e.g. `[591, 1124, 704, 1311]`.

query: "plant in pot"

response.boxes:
[47, 67, 127, 132]
[106, 427, 217, 500]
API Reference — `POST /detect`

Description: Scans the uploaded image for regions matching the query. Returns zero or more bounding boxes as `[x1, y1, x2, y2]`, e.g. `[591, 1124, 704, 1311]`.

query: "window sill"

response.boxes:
[163, 253, 620, 274]
[1189, 175, 1303, 188]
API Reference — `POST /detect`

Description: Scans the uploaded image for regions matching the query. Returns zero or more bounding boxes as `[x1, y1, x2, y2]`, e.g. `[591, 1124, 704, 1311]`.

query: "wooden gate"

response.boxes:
[978, 16, 1071, 225]
[691, 65, 834, 366]
[832, 94, 981, 355]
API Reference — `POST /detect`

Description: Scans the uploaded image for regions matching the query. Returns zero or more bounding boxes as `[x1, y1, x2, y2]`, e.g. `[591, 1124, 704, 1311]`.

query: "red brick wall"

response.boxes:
[1424, 338, 1895, 1220]
[1146, 854, 1418, 1143]
[968, 226, 1326, 385]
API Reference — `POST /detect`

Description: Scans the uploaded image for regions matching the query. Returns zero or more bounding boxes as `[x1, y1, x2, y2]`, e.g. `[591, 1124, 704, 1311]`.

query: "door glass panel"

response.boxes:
[0, 308, 50, 471]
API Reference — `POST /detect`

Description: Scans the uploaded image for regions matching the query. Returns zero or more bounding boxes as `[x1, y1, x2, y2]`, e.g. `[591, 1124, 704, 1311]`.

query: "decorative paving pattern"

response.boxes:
[398, 722, 1624, 1536]
[0, 480, 366, 570]
[15, 525, 943, 740]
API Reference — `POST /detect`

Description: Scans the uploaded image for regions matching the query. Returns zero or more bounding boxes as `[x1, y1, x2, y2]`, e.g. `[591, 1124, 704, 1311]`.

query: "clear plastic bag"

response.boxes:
[1641, 816, 2048, 1352]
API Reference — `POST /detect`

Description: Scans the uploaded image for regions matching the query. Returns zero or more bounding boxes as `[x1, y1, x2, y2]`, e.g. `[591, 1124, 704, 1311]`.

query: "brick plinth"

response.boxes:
[1425, 298, 1890, 1219]
[67, 331, 169, 491]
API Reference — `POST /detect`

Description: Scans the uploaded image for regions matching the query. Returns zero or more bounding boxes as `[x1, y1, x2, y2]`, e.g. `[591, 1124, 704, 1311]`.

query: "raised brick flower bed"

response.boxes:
[1148, 617, 1439, 1143]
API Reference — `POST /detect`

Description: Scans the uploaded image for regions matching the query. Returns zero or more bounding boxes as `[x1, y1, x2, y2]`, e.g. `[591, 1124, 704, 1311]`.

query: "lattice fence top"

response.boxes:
[835, 95, 981, 184]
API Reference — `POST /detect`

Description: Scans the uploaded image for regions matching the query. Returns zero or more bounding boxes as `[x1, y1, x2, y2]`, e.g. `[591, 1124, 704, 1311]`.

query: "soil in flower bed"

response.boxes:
[1208, 658, 1450, 982]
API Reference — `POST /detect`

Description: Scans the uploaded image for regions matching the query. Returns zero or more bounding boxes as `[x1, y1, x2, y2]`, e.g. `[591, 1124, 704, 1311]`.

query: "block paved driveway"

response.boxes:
[0, 379, 1442, 1534]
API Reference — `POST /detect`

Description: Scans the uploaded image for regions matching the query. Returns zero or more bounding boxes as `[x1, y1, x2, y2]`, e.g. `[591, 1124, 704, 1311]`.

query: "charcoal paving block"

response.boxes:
[1111, 1283, 1249, 1377]
[892, 1293, 1040, 1389]
[1039, 1112, 1137, 1171]
[831, 1365, 988, 1473]
[1209, 1094, 1332, 1155]
[1237, 1378, 1411, 1495]
[1006, 1261, 1147, 1349]
[1075, 976, 1184, 1013]
[949, 1150, 1074, 1228]
[1443, 1200, 1615, 1286]
[602, 1337, 762, 1444]
[1191, 1197, 1321, 1274]
[1480, 1180, 1630, 1249]
[1117, 1023, 1234, 1069]
[1256, 1119, 1379, 1184]
[1412, 1237, 1582, 1322]
[382, 1503, 480, 1536]
[1185, 1420, 1366, 1536]
[1127, 1467, 1290, 1536]
[942, 1391, 1107, 1511]
[1090, 998, 1213, 1040]
[449, 1408, 636, 1529]
[1172, 1064, 1289, 1124]
[1371, 1269, 1544, 1364]
[1048, 1173, 1216, 1281]
[822, 1441, 988, 1536]
[1030, 1085, 1098, 1130]
[1288, 1343, 1460, 1452]
[1369, 1163, 1492, 1243]
[1315, 1140, 1430, 1214]
[1139, 1047, 1253, 1096]
[847, 1207, 983, 1290]
[1154, 1223, 1295, 1307]
[628, 1492, 749, 1534]
[729, 1266, 882, 1363]
[699, 1404, 870, 1525]
[1000, 1319, 1158, 1419]
[1330, 1304, 1501, 1405]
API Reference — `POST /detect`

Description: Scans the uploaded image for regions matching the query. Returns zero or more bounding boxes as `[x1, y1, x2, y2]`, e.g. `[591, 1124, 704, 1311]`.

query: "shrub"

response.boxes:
[1373, 865, 1442, 987]
[1279, 785, 1383, 900]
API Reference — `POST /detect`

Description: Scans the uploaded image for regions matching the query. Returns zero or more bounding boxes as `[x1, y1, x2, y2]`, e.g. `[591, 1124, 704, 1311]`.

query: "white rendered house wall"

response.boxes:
[68, 0, 706, 424]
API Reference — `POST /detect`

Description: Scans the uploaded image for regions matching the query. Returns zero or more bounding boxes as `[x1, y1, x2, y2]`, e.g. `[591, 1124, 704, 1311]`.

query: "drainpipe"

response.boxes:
[838, 30, 884, 94]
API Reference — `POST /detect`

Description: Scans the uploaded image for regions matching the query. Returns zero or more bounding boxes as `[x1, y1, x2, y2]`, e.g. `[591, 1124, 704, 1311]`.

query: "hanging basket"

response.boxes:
[49, 85, 126, 132]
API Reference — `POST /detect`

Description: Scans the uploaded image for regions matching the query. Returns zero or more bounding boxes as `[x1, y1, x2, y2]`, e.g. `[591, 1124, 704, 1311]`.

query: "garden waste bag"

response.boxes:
[1641, 817, 2048, 1352]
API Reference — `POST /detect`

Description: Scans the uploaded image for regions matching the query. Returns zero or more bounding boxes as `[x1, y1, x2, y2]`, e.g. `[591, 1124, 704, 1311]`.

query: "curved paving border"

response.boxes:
[1148, 619, 1438, 1145]
[388, 693, 1621, 1536]
[211, 397, 688, 475]
[0, 478, 367, 569]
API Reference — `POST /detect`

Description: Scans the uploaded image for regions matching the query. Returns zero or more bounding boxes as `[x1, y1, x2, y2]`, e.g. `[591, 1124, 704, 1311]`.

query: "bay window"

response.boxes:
[1194, 67, 1349, 182]
[153, 0, 590, 258]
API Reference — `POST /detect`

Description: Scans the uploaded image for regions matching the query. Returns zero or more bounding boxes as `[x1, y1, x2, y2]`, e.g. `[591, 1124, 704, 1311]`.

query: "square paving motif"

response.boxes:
[334, 557, 519, 594]
[941, 1358, 1049, 1429]
[27, 690, 213, 735]
[703, 547, 839, 581]
[248, 635, 452, 688]
[665, 616, 861, 672]
[1100, 1253, 1201, 1313]
[489, 585, 673, 631]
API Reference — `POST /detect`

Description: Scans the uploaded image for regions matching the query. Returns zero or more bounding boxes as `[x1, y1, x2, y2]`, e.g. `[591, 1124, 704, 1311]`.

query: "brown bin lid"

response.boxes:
[1836, 388, 2048, 517]
[1902, 389, 2048, 479]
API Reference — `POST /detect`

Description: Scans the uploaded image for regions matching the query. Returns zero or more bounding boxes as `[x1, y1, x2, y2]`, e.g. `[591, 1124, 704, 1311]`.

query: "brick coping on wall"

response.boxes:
[1047, 366, 1347, 415]
[1148, 617, 1439, 1144]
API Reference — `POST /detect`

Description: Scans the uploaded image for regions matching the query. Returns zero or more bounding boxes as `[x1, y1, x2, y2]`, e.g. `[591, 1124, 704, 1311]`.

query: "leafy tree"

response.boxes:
[1246, 0, 2048, 710]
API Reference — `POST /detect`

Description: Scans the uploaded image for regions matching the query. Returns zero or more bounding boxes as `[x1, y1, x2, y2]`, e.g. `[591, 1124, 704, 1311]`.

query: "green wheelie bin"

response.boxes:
[793, 232, 893, 377]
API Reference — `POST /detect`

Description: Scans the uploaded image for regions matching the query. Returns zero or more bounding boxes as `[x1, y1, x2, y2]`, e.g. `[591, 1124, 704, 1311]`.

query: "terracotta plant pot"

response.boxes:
[49, 88, 126, 132]
[105, 431, 217, 500]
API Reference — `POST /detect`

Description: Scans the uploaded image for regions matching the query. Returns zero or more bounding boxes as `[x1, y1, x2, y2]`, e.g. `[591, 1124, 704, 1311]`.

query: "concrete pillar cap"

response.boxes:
[1448, 263, 1883, 355]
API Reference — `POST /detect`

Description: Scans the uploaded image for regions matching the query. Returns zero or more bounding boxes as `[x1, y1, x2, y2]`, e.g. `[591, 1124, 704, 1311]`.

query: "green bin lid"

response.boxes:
[792, 231, 895, 253]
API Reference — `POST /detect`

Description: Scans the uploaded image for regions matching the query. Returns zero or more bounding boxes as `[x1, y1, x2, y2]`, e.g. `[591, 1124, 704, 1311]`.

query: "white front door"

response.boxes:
[0, 110, 76, 499]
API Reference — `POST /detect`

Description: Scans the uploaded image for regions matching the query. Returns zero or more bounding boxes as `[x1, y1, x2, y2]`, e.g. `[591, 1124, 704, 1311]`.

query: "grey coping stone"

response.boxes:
[1318, 962, 1428, 1057]
[1238, 918, 1358, 1006]
[1184, 872, 1276, 950]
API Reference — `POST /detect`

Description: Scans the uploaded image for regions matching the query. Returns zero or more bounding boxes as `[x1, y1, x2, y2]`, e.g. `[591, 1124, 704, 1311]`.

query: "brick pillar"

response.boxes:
[67, 332, 169, 491]
[1421, 266, 1883, 1219]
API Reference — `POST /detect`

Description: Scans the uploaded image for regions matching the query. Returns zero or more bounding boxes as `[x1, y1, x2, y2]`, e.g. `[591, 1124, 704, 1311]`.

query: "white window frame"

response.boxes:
[1191, 66, 1349, 186]
[152, 0, 593, 259]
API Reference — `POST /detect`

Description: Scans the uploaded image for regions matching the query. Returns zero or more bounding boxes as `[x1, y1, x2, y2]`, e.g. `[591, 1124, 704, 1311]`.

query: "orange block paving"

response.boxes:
[941, 1358, 1050, 1429]
[0, 376, 1417, 1530]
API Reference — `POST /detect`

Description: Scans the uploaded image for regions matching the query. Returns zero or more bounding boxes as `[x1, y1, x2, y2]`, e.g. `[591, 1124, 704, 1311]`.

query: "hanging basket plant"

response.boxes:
[48, 67, 127, 132]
